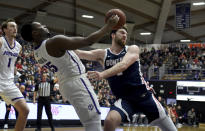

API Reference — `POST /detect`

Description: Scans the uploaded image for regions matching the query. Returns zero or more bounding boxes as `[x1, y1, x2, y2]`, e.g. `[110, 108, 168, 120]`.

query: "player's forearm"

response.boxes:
[74, 50, 94, 61]
[75, 50, 87, 59]
[101, 62, 127, 79]
[85, 24, 112, 44]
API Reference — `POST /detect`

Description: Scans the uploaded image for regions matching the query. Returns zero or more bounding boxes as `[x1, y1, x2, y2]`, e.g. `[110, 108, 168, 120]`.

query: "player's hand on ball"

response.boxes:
[87, 71, 103, 81]
[106, 15, 120, 29]
[105, 9, 126, 30]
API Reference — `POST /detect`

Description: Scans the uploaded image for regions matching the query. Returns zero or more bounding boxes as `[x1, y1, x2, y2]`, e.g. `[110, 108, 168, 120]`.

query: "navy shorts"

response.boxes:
[110, 92, 165, 123]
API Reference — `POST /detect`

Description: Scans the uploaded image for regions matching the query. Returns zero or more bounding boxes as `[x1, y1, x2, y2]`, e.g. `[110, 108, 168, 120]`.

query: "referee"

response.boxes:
[33, 73, 55, 131]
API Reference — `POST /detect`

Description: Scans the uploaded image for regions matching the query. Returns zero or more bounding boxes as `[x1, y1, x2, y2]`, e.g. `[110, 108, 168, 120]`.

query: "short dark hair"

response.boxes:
[110, 24, 128, 35]
[1, 18, 16, 35]
[20, 23, 33, 42]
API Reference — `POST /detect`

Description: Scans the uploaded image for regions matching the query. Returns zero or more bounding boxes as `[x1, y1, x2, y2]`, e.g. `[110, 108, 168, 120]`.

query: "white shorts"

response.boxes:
[59, 74, 101, 124]
[0, 81, 24, 105]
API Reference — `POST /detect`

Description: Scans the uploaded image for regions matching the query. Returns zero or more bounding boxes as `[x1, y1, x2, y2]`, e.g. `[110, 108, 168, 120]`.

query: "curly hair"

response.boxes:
[20, 23, 33, 42]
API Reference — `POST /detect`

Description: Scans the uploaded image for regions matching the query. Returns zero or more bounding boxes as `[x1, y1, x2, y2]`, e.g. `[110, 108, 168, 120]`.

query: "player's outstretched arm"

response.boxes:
[49, 15, 119, 51]
[88, 45, 139, 80]
[74, 49, 105, 64]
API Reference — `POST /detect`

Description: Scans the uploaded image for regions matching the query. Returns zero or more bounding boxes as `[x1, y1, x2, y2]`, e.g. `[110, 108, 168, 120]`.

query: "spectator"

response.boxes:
[15, 60, 23, 73]
[54, 94, 63, 103]
[158, 96, 166, 108]
[171, 105, 178, 125]
[22, 61, 28, 72]
[187, 108, 196, 126]
[176, 105, 184, 125]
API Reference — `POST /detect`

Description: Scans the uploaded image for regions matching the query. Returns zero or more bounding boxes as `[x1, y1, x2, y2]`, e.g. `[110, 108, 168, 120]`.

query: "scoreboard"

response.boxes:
[176, 81, 205, 102]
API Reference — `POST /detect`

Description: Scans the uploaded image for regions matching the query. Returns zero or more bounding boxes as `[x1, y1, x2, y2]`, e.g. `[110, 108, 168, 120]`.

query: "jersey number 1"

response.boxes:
[8, 58, 11, 68]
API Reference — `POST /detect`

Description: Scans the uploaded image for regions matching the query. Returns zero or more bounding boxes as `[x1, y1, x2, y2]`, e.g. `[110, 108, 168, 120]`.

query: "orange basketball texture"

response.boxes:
[105, 9, 126, 30]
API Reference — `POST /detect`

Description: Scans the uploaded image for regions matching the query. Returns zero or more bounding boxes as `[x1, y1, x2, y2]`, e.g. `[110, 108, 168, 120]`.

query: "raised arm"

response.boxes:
[48, 15, 119, 51]
[88, 45, 139, 80]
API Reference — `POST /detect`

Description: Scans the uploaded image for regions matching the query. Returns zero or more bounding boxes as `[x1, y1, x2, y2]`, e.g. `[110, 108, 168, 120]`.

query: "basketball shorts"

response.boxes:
[59, 74, 101, 124]
[110, 92, 166, 123]
[0, 81, 24, 105]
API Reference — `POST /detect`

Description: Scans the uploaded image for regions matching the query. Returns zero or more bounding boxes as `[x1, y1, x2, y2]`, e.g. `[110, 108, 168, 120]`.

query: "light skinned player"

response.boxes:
[0, 18, 29, 131]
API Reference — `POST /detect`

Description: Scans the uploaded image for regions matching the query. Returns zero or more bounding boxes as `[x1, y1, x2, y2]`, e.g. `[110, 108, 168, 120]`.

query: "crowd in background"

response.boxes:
[140, 44, 205, 80]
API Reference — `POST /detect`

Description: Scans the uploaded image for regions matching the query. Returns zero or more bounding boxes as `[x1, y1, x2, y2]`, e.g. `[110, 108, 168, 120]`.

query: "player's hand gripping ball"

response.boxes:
[105, 9, 126, 30]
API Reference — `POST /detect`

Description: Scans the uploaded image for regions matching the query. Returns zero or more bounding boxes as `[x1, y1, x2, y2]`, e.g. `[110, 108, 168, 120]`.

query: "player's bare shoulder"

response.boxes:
[46, 35, 65, 49]
[127, 45, 140, 53]
[88, 48, 105, 64]
[94, 48, 106, 59]
[45, 35, 67, 57]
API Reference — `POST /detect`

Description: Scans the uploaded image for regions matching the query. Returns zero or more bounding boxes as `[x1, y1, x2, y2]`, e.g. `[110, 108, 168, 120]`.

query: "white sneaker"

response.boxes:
[4, 124, 8, 129]
[176, 123, 182, 128]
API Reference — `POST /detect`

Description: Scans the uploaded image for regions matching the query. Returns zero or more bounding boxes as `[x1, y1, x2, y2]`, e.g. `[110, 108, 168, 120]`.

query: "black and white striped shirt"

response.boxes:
[35, 81, 52, 97]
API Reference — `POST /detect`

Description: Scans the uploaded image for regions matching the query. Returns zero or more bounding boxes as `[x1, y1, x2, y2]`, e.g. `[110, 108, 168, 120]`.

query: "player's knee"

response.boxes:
[104, 117, 113, 127]
[19, 105, 29, 117]
[104, 115, 120, 127]
[24, 106, 30, 116]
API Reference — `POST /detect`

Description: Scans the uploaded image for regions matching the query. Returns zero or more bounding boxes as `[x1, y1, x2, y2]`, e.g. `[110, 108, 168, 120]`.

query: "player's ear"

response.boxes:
[3, 28, 7, 34]
[111, 33, 115, 38]
[32, 30, 38, 39]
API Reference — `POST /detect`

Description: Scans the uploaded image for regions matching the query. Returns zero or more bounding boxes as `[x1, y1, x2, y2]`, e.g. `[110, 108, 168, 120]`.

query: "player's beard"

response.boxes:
[115, 38, 126, 47]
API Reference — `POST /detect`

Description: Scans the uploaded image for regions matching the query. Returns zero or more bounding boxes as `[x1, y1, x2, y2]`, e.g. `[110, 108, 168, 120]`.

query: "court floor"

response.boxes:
[2, 126, 205, 131]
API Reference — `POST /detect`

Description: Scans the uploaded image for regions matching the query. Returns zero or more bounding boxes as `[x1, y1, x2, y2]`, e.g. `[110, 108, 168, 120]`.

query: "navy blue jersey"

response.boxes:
[104, 46, 149, 100]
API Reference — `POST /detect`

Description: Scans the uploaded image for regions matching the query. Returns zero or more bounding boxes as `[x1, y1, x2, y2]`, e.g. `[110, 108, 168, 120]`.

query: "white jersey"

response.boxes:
[34, 39, 86, 83]
[34, 39, 102, 130]
[0, 36, 21, 81]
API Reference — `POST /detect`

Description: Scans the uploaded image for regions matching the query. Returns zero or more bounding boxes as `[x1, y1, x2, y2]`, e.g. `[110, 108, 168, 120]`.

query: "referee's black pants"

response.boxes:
[36, 97, 54, 130]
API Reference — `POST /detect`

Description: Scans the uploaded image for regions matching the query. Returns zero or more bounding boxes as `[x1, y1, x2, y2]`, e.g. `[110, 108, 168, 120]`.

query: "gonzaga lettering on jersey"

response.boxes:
[34, 39, 85, 83]
[106, 57, 123, 66]
[0, 37, 21, 81]
[104, 46, 148, 100]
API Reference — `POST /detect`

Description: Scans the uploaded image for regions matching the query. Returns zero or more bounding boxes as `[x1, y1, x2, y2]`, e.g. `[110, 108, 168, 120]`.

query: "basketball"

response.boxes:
[105, 9, 126, 30]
